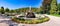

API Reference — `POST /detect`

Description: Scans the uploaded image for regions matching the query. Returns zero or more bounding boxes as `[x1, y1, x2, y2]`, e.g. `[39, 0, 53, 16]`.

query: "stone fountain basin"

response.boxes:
[17, 14, 47, 20]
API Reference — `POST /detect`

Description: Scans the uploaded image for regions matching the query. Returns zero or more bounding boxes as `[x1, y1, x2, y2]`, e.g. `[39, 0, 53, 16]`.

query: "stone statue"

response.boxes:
[26, 6, 35, 18]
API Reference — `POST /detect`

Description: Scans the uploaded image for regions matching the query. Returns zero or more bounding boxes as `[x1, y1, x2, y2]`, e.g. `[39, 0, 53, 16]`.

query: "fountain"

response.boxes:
[26, 6, 35, 18]
[12, 6, 50, 24]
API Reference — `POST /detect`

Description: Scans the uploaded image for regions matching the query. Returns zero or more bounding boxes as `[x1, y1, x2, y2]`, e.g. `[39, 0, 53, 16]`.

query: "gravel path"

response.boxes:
[0, 23, 9, 26]
[0, 14, 18, 26]
[19, 15, 60, 26]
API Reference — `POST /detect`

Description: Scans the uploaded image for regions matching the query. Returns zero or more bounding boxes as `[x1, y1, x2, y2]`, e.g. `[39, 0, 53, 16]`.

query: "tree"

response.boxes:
[0, 6, 5, 14]
[57, 3, 60, 14]
[5, 8, 10, 12]
[39, 6, 44, 14]
[50, 0, 57, 14]
[42, 0, 52, 14]
[10, 10, 15, 13]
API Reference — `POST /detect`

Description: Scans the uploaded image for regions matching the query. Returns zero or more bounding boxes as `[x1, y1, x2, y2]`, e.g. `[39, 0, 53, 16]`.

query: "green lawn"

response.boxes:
[51, 14, 60, 17]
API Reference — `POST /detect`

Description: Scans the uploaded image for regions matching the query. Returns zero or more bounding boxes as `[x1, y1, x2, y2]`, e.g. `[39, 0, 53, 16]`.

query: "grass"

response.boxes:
[51, 14, 60, 17]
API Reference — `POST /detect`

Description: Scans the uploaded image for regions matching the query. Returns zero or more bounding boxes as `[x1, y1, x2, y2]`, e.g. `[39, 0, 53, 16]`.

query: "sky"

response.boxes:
[0, 0, 60, 9]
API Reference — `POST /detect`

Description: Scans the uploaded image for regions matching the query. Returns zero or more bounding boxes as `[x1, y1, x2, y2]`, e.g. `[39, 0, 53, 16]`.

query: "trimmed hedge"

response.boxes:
[12, 17, 50, 24]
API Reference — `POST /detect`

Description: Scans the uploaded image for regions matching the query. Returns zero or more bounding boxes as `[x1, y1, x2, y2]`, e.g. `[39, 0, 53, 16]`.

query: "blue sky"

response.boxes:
[0, 0, 60, 9]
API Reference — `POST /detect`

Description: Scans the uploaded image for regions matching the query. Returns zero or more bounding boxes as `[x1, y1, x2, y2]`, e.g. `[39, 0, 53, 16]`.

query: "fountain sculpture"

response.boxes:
[26, 6, 35, 18]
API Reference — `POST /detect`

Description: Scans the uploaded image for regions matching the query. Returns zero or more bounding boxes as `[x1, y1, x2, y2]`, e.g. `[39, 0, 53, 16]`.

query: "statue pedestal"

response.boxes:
[26, 12, 35, 18]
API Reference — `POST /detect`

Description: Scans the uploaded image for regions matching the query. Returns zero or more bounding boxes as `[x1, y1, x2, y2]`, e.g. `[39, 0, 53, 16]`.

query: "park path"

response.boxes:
[19, 14, 60, 26]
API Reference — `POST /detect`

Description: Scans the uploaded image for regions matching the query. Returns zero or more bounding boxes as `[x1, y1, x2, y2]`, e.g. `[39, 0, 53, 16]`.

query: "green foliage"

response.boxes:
[0, 6, 5, 14]
[50, 0, 57, 14]
[57, 3, 60, 15]
[10, 10, 15, 13]
[15, 7, 38, 13]
[5, 8, 10, 12]
[51, 14, 60, 17]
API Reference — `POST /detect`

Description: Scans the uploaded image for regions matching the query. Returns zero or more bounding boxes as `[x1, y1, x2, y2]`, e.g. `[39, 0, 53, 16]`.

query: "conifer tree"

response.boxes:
[50, 0, 57, 14]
